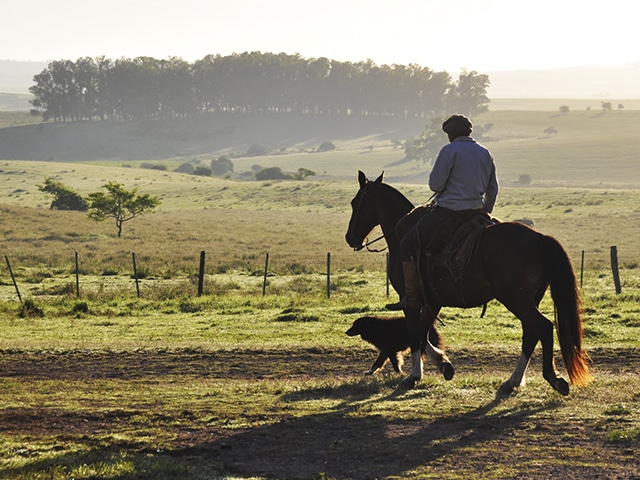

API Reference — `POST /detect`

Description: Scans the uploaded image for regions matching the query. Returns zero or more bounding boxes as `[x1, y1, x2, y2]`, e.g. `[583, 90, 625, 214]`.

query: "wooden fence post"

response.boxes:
[5, 255, 21, 302]
[132, 252, 140, 297]
[386, 252, 390, 298]
[580, 250, 584, 288]
[326, 252, 331, 298]
[262, 252, 269, 296]
[610, 246, 621, 294]
[198, 251, 206, 297]
[75, 251, 80, 298]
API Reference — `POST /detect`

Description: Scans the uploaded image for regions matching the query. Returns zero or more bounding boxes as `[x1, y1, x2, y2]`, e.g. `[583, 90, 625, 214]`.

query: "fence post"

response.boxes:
[5, 255, 21, 302]
[610, 246, 621, 294]
[75, 251, 80, 298]
[262, 252, 269, 296]
[326, 252, 331, 298]
[132, 252, 140, 297]
[386, 252, 390, 298]
[580, 250, 584, 288]
[198, 251, 206, 297]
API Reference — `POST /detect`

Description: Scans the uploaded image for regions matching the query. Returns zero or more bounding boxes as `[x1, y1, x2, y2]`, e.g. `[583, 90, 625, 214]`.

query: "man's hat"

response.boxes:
[442, 114, 472, 137]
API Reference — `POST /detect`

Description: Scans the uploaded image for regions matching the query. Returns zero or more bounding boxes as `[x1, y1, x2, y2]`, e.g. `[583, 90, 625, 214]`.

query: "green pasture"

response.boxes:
[1, 104, 639, 478]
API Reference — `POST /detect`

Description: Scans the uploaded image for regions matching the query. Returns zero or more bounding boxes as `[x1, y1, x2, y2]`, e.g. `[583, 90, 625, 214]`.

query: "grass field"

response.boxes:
[1, 105, 639, 479]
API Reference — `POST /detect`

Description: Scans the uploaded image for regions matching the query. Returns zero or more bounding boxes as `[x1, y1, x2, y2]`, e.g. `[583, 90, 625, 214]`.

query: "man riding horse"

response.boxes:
[396, 114, 499, 324]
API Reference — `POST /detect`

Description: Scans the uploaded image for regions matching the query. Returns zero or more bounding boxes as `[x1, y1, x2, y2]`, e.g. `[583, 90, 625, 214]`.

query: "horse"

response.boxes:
[345, 171, 592, 396]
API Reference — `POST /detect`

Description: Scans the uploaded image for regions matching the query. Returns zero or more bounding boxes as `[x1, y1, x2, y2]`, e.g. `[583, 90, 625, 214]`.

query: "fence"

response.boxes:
[2, 246, 628, 303]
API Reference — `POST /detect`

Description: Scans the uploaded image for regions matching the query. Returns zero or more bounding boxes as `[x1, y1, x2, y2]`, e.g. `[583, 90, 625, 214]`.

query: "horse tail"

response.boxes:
[540, 235, 592, 386]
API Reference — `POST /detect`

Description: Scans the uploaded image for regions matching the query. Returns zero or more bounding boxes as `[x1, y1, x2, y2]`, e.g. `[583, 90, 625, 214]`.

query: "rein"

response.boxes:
[363, 234, 387, 252]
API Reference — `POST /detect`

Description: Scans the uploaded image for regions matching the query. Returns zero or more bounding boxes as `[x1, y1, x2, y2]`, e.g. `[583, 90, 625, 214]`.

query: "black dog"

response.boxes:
[346, 315, 411, 375]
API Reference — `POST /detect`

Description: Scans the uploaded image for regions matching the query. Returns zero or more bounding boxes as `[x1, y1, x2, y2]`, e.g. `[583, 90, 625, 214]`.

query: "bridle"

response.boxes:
[350, 183, 388, 253]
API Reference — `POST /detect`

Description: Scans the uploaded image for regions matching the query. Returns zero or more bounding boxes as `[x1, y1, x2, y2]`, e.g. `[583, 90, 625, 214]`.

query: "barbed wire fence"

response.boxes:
[1, 246, 628, 303]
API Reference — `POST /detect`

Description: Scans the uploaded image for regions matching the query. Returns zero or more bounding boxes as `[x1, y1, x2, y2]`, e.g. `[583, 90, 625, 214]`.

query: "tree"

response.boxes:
[403, 117, 445, 165]
[193, 166, 212, 176]
[559, 105, 570, 113]
[317, 141, 336, 152]
[544, 126, 557, 136]
[86, 182, 161, 237]
[296, 168, 316, 180]
[255, 167, 291, 180]
[447, 70, 490, 117]
[211, 156, 234, 176]
[37, 178, 87, 211]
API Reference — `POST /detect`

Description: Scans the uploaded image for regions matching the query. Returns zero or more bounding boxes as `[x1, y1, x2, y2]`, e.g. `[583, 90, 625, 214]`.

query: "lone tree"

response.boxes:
[37, 178, 87, 211]
[86, 182, 161, 237]
[404, 117, 444, 165]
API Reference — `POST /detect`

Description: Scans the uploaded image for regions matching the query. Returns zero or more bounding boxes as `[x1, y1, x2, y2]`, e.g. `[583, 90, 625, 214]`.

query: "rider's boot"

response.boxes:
[387, 261, 422, 311]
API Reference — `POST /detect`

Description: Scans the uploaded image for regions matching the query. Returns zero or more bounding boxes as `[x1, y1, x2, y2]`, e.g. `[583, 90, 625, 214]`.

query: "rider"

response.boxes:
[396, 114, 499, 314]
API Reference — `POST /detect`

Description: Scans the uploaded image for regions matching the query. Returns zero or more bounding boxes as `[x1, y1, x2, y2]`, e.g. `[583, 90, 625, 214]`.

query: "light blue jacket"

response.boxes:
[429, 136, 499, 213]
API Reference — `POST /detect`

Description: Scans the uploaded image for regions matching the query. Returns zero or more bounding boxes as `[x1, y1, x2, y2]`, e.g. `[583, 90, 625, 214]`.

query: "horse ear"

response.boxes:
[358, 170, 367, 188]
[374, 171, 384, 183]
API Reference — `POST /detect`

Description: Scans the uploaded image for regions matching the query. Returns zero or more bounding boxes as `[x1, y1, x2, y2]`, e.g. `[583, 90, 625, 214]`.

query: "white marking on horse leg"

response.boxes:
[501, 353, 531, 392]
[410, 350, 423, 381]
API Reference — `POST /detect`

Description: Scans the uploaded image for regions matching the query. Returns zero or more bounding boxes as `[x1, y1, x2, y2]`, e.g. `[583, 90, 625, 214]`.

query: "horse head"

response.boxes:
[345, 171, 385, 250]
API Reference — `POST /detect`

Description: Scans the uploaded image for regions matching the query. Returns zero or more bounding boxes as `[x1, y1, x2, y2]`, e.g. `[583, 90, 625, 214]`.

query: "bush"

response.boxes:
[255, 167, 291, 181]
[519, 174, 532, 185]
[317, 141, 336, 152]
[211, 156, 234, 176]
[246, 144, 270, 157]
[175, 162, 195, 174]
[193, 166, 212, 176]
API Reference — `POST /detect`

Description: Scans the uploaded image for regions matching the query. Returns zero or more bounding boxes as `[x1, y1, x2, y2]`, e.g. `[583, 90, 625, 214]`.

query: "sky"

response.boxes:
[3, 0, 640, 73]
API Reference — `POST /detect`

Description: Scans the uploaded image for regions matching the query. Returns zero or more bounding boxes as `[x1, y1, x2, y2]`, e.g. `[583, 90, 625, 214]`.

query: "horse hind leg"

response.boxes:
[507, 304, 569, 396]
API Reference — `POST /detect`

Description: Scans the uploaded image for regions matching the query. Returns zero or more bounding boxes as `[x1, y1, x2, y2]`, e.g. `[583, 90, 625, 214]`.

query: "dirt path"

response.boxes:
[1, 347, 639, 479]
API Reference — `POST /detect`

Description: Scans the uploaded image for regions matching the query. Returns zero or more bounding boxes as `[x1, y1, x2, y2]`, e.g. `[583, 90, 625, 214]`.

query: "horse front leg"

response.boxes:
[401, 306, 424, 388]
[401, 306, 453, 388]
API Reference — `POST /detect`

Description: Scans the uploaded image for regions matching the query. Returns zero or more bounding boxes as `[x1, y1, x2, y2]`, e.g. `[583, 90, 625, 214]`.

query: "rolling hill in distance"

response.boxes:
[1, 59, 640, 189]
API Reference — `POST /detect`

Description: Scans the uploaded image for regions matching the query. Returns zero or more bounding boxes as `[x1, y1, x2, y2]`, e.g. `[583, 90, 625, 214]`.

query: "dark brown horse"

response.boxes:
[345, 171, 592, 396]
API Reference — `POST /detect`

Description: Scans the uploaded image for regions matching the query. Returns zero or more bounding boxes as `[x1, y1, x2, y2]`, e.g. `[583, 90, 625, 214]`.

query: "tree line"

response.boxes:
[28, 52, 490, 122]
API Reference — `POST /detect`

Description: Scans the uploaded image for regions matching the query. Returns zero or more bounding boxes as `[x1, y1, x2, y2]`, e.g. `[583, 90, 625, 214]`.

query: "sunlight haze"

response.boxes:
[3, 0, 639, 72]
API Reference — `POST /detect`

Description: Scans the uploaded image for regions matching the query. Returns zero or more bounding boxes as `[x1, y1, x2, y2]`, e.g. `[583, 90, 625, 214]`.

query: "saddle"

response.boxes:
[423, 211, 496, 282]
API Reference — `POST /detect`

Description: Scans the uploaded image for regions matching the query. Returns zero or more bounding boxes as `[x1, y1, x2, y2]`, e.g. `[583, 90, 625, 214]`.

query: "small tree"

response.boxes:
[255, 167, 291, 180]
[86, 182, 161, 238]
[544, 126, 557, 137]
[211, 156, 234, 176]
[519, 174, 532, 185]
[296, 168, 316, 180]
[317, 141, 336, 152]
[193, 166, 212, 176]
[404, 117, 444, 165]
[37, 178, 87, 211]
[559, 105, 570, 113]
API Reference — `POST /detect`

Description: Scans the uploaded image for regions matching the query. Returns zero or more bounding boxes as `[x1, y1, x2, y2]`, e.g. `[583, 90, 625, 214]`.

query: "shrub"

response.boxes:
[175, 162, 195, 174]
[18, 298, 44, 318]
[255, 167, 291, 181]
[211, 156, 234, 176]
[246, 144, 270, 157]
[317, 141, 336, 152]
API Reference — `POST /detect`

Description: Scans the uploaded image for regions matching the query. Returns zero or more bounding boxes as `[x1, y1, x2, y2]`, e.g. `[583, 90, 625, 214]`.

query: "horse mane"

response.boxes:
[373, 180, 415, 215]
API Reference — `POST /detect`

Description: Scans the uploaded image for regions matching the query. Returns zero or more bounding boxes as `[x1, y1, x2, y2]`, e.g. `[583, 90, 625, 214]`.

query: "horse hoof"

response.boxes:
[440, 363, 455, 381]
[400, 376, 418, 389]
[497, 381, 516, 396]
[554, 378, 570, 396]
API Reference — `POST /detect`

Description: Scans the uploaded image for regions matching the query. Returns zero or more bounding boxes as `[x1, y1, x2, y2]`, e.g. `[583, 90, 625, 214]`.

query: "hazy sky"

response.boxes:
[3, 0, 639, 72]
